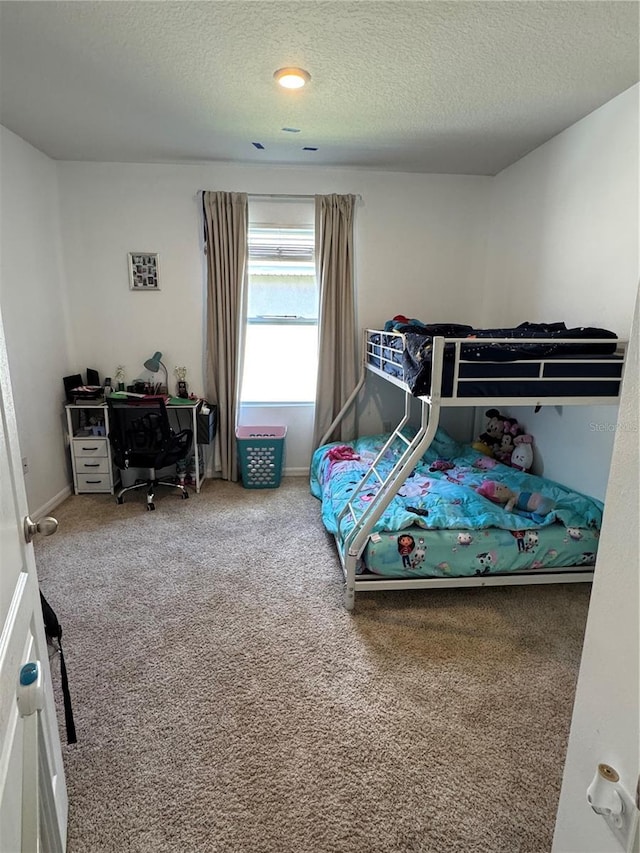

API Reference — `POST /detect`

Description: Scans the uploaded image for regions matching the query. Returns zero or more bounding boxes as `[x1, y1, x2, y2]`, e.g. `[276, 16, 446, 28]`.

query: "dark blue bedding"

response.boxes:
[370, 321, 622, 398]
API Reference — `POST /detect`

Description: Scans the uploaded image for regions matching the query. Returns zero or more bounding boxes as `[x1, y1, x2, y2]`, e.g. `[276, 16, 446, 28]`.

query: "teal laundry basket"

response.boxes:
[236, 426, 287, 489]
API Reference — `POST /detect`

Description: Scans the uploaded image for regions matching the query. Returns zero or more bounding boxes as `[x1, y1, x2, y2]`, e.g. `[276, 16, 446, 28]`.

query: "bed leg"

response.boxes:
[344, 584, 355, 611]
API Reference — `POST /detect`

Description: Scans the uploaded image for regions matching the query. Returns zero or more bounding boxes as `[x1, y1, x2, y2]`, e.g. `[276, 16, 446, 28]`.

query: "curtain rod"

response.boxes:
[248, 193, 362, 201]
[196, 191, 362, 201]
[196, 192, 314, 201]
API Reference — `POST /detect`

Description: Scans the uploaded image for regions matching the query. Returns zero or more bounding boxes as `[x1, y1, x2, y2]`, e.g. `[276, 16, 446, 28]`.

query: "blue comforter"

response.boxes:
[310, 427, 603, 538]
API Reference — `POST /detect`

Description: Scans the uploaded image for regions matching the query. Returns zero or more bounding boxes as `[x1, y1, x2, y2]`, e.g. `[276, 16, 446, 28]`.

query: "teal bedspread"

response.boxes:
[310, 427, 603, 540]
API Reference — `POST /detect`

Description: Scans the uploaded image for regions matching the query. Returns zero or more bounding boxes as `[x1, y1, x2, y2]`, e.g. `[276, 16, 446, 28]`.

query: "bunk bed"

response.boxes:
[311, 323, 627, 610]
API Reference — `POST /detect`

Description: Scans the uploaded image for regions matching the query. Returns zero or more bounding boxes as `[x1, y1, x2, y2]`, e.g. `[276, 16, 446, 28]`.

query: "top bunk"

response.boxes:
[365, 320, 627, 407]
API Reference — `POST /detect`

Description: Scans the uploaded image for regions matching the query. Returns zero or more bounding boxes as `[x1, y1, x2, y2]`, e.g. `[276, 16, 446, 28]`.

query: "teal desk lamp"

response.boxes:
[144, 351, 168, 392]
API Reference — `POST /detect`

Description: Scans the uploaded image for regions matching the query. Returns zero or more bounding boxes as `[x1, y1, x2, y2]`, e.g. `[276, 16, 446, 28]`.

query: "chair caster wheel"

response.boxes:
[147, 502, 155, 511]
[117, 496, 124, 505]
[181, 491, 189, 500]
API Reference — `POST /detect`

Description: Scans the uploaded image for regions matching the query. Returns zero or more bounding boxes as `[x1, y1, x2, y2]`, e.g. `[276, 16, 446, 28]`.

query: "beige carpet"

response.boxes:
[35, 478, 590, 853]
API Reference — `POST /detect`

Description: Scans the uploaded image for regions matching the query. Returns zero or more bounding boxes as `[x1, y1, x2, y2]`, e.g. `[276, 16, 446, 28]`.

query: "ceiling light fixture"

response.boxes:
[274, 67, 311, 90]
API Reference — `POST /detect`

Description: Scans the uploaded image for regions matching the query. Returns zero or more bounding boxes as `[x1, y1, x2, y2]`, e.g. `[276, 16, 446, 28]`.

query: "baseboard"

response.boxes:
[33, 485, 73, 521]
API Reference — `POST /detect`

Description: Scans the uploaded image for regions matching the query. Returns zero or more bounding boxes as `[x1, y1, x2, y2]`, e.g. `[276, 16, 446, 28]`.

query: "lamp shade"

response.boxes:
[144, 352, 163, 373]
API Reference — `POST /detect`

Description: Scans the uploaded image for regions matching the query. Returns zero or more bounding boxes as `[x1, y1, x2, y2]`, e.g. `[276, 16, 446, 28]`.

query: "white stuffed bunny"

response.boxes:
[511, 434, 534, 472]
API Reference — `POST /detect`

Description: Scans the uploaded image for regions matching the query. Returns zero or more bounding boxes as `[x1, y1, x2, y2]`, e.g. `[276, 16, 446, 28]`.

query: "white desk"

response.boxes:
[65, 399, 205, 495]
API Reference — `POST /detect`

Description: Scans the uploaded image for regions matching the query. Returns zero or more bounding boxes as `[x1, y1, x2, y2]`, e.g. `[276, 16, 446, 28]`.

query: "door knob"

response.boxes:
[23, 515, 59, 544]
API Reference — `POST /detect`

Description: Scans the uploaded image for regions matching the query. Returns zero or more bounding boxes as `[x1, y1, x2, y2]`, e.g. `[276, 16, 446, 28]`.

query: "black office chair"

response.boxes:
[107, 397, 193, 510]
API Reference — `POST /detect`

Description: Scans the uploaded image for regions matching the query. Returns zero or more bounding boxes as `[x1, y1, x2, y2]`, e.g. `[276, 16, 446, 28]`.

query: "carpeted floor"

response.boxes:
[35, 477, 590, 853]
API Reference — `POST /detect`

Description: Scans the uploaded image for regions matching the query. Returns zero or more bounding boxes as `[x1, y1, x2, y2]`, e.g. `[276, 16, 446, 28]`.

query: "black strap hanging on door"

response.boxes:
[40, 592, 77, 745]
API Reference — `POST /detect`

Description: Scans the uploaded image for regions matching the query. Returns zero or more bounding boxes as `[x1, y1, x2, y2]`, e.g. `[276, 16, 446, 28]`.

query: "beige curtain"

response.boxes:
[202, 191, 248, 481]
[312, 194, 358, 447]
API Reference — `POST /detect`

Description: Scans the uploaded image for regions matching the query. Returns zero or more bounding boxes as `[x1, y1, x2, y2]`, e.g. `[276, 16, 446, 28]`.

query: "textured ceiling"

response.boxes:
[0, 1, 638, 175]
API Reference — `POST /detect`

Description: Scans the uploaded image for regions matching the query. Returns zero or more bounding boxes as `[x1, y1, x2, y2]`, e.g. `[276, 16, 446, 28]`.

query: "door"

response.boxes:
[553, 286, 640, 850]
[0, 304, 68, 852]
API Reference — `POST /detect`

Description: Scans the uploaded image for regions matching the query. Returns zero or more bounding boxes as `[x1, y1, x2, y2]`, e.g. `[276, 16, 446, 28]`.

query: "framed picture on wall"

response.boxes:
[128, 253, 160, 291]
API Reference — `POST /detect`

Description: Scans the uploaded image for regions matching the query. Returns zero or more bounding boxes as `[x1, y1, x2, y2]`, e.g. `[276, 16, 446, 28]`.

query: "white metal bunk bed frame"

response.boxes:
[319, 329, 627, 610]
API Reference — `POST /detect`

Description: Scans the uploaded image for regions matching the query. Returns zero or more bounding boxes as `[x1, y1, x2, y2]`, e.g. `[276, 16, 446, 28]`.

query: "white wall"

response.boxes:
[553, 283, 639, 853]
[57, 162, 491, 470]
[483, 85, 639, 498]
[0, 126, 74, 515]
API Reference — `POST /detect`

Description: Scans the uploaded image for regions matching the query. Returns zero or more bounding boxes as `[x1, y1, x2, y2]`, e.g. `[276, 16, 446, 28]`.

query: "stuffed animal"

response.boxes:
[472, 456, 498, 471]
[494, 416, 523, 465]
[472, 408, 506, 457]
[476, 479, 555, 523]
[511, 434, 534, 472]
[429, 459, 455, 473]
[494, 431, 516, 465]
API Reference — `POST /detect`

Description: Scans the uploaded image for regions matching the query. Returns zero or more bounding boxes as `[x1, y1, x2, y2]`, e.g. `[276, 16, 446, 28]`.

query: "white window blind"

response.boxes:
[241, 225, 318, 404]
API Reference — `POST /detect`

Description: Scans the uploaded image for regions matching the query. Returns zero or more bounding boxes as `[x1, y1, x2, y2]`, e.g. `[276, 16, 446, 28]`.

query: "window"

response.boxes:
[241, 225, 318, 403]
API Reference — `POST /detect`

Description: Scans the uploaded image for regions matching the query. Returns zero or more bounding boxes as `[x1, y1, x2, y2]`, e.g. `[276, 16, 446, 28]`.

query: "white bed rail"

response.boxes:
[366, 329, 626, 407]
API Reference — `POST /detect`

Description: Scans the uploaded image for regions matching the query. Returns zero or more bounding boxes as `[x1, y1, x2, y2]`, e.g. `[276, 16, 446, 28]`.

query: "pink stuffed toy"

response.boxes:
[494, 417, 520, 464]
[476, 479, 555, 523]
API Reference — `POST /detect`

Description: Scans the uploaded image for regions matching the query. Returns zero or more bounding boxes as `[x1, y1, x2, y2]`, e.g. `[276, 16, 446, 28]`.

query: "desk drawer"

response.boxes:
[77, 473, 112, 492]
[73, 438, 108, 458]
[75, 457, 110, 474]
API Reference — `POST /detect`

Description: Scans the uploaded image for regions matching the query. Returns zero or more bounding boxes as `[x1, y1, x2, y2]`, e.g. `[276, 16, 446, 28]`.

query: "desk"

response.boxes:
[65, 399, 207, 495]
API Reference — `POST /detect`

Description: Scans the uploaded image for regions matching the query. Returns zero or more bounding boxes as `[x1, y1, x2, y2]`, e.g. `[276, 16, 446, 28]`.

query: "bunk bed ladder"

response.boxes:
[335, 393, 413, 533]
[338, 337, 447, 609]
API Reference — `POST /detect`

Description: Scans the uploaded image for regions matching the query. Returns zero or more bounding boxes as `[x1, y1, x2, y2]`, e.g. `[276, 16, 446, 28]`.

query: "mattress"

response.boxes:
[359, 521, 597, 578]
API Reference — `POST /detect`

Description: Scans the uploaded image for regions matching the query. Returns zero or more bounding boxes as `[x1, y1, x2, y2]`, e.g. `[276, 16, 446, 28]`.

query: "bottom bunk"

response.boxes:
[310, 426, 601, 608]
